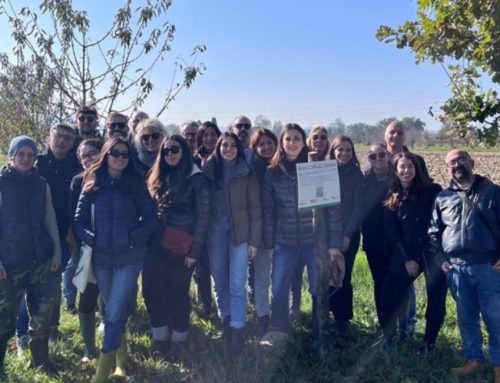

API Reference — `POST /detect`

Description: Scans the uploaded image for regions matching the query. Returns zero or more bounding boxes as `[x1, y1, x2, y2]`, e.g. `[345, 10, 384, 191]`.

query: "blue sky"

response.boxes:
[1, 0, 487, 131]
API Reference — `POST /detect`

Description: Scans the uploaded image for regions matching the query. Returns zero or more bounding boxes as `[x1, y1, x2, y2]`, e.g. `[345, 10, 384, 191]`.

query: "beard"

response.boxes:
[452, 166, 473, 184]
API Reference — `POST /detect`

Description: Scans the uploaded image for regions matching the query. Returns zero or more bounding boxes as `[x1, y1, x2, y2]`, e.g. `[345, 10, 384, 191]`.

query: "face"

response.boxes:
[12, 146, 36, 173]
[49, 127, 76, 159]
[140, 127, 163, 154]
[231, 117, 251, 148]
[129, 112, 148, 133]
[384, 123, 405, 151]
[180, 125, 198, 153]
[310, 130, 328, 154]
[446, 152, 474, 184]
[283, 129, 304, 161]
[396, 157, 416, 187]
[334, 141, 353, 166]
[107, 143, 130, 175]
[220, 137, 238, 161]
[162, 139, 183, 167]
[367, 145, 389, 170]
[79, 144, 100, 170]
[77, 113, 98, 136]
[106, 115, 129, 139]
[202, 127, 218, 152]
[256, 135, 276, 160]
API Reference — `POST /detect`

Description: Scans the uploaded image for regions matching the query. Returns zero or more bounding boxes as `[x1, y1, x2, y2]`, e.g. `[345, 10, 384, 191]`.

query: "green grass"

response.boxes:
[3, 252, 496, 382]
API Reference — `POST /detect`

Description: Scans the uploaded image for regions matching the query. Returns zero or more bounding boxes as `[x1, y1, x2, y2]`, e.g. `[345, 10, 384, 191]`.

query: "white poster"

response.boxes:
[296, 159, 341, 210]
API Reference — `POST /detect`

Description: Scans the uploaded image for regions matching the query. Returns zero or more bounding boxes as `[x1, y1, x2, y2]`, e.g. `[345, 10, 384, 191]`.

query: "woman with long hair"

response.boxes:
[74, 137, 158, 383]
[202, 132, 262, 358]
[262, 123, 342, 345]
[290, 125, 331, 320]
[327, 135, 364, 346]
[249, 128, 278, 336]
[361, 143, 394, 325]
[194, 121, 221, 167]
[144, 135, 211, 361]
[380, 152, 446, 351]
[134, 118, 169, 175]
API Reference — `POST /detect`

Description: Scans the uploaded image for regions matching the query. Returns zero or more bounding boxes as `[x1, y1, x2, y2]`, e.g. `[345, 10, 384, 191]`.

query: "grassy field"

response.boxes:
[2, 251, 497, 383]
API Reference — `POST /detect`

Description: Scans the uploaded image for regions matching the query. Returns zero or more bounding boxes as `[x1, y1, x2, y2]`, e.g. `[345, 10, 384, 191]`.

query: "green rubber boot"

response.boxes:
[92, 351, 116, 383]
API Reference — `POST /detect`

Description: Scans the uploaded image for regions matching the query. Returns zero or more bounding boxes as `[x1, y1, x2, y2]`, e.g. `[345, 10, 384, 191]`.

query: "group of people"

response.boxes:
[0, 109, 499, 383]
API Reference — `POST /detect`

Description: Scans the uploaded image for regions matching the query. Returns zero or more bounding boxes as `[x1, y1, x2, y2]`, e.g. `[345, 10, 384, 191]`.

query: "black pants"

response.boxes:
[143, 255, 194, 333]
[363, 240, 391, 324]
[380, 262, 447, 344]
[78, 282, 100, 314]
[329, 231, 361, 323]
[193, 249, 213, 310]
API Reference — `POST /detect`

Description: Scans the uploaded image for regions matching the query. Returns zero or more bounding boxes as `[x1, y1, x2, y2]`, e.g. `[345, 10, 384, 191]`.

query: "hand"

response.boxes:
[267, 249, 274, 259]
[0, 265, 7, 280]
[328, 248, 344, 265]
[493, 258, 500, 272]
[342, 236, 351, 253]
[441, 261, 453, 273]
[66, 228, 77, 253]
[184, 257, 197, 268]
[50, 257, 61, 272]
[248, 245, 258, 260]
[405, 260, 420, 278]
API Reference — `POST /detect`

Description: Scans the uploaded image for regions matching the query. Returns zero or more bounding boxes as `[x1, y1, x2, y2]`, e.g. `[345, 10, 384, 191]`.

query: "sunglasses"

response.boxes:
[162, 145, 181, 155]
[78, 115, 96, 123]
[108, 149, 130, 159]
[81, 150, 99, 160]
[108, 122, 127, 130]
[312, 134, 328, 141]
[141, 133, 161, 142]
[446, 156, 469, 168]
[368, 152, 387, 161]
[235, 123, 251, 130]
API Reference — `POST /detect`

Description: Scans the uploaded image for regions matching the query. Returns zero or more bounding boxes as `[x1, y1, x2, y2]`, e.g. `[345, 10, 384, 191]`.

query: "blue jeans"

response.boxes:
[94, 262, 142, 353]
[63, 247, 78, 305]
[447, 263, 500, 365]
[271, 244, 317, 331]
[208, 217, 248, 329]
[253, 247, 271, 317]
[16, 296, 29, 338]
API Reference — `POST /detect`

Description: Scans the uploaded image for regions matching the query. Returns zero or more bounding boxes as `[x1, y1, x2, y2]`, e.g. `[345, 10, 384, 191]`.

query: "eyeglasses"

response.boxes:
[108, 122, 127, 130]
[78, 115, 96, 123]
[81, 150, 99, 160]
[368, 152, 387, 161]
[108, 149, 130, 159]
[234, 123, 251, 130]
[53, 132, 75, 143]
[162, 145, 181, 155]
[446, 156, 469, 168]
[312, 134, 328, 141]
[141, 133, 161, 142]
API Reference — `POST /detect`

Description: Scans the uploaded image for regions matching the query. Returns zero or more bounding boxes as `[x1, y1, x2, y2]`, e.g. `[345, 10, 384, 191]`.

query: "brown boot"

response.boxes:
[494, 365, 500, 383]
[450, 360, 485, 377]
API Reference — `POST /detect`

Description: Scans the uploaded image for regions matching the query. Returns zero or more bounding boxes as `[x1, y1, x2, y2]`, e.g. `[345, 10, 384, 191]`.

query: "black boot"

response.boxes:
[230, 327, 245, 360]
[0, 335, 10, 378]
[30, 338, 58, 375]
[222, 316, 231, 346]
[79, 312, 97, 362]
[257, 315, 269, 337]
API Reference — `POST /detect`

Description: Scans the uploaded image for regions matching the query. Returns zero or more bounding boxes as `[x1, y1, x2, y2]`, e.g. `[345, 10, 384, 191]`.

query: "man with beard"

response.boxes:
[75, 106, 102, 144]
[429, 149, 500, 382]
[231, 115, 253, 162]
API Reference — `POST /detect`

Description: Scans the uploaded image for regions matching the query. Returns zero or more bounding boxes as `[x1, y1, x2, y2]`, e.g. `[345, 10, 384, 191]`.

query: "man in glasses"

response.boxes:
[231, 115, 253, 162]
[33, 124, 82, 341]
[76, 105, 102, 143]
[105, 112, 131, 140]
[180, 120, 199, 155]
[429, 150, 500, 382]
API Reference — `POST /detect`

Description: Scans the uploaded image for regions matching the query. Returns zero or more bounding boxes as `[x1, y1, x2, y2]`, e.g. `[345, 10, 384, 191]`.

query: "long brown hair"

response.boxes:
[270, 123, 308, 168]
[384, 152, 426, 211]
[328, 134, 360, 167]
[83, 137, 137, 193]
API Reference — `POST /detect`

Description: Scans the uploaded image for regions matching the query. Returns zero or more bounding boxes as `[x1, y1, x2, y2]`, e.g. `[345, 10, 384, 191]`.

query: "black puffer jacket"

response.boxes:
[150, 167, 211, 261]
[262, 159, 314, 249]
[429, 175, 500, 266]
[337, 160, 364, 238]
[384, 182, 442, 272]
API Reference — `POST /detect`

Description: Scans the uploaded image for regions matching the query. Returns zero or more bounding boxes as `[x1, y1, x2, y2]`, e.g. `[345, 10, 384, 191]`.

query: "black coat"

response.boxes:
[429, 175, 500, 266]
[337, 160, 364, 238]
[384, 182, 442, 273]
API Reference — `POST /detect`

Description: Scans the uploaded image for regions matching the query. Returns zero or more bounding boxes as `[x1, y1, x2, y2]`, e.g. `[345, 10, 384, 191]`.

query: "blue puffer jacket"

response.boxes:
[74, 174, 159, 268]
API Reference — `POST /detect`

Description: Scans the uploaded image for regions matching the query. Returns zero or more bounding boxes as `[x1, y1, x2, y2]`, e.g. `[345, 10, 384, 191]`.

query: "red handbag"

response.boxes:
[160, 226, 194, 256]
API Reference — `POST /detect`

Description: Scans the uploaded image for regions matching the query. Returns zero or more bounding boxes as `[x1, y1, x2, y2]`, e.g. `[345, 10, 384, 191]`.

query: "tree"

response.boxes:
[254, 114, 272, 130]
[326, 118, 346, 137]
[346, 122, 376, 144]
[376, 0, 500, 145]
[0, 0, 205, 130]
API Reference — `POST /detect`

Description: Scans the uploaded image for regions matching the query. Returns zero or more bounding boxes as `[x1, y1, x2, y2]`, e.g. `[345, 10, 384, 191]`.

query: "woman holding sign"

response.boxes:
[262, 123, 342, 347]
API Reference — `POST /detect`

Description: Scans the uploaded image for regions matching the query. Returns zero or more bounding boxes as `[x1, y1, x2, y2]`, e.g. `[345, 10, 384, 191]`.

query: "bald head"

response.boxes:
[445, 149, 471, 165]
[231, 115, 252, 149]
[445, 149, 474, 187]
